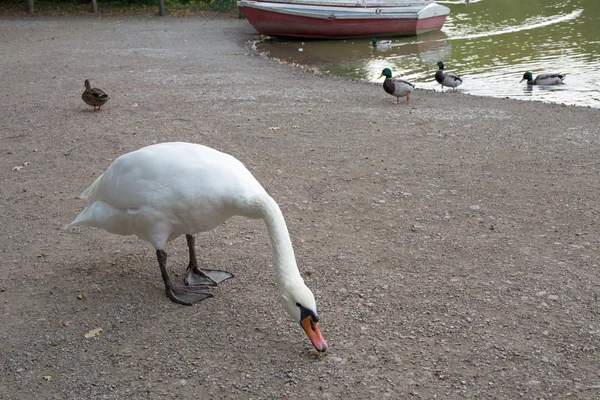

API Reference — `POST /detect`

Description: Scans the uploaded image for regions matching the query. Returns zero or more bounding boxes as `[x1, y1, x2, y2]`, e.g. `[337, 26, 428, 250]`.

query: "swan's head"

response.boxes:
[281, 283, 327, 352]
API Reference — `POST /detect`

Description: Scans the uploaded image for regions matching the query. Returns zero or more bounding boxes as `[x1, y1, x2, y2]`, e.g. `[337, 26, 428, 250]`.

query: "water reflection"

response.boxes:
[263, 31, 449, 65]
[522, 85, 534, 97]
[257, 0, 600, 107]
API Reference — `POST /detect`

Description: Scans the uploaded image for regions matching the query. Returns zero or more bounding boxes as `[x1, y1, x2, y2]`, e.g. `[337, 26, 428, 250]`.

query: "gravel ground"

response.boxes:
[1, 15, 599, 400]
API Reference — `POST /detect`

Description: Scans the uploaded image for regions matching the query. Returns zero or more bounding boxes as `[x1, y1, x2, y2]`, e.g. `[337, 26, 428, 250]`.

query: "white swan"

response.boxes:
[68, 142, 327, 352]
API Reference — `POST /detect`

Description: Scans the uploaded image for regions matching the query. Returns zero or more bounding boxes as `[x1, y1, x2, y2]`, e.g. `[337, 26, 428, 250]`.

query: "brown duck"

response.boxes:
[82, 79, 109, 112]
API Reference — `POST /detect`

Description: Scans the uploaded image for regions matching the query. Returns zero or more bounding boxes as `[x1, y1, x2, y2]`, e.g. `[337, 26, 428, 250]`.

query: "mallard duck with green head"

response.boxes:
[378, 68, 415, 103]
[371, 38, 392, 47]
[82, 79, 110, 112]
[435, 61, 462, 92]
[520, 72, 566, 85]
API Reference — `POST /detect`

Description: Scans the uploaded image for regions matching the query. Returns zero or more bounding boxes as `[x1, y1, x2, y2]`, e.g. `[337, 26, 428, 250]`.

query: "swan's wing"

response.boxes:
[89, 143, 265, 211]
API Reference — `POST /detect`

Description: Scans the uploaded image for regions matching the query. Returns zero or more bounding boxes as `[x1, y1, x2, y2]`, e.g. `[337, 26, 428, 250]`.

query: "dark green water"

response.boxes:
[258, 0, 600, 108]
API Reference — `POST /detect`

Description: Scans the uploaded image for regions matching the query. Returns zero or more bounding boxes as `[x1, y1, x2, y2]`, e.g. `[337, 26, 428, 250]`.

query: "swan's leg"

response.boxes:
[184, 234, 234, 286]
[156, 249, 213, 306]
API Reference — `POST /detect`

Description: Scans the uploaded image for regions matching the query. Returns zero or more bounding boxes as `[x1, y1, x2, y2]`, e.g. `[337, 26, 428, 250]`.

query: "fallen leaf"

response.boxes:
[60, 320, 72, 326]
[132, 103, 139, 108]
[0, 286, 7, 292]
[269, 126, 281, 131]
[84, 327, 102, 338]
[23, 162, 30, 166]
[371, 161, 376, 166]
[42, 375, 52, 381]
[77, 293, 86, 300]
[12, 166, 23, 171]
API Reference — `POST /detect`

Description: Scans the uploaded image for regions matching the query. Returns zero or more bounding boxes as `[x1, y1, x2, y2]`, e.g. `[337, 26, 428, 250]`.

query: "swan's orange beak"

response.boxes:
[301, 315, 328, 352]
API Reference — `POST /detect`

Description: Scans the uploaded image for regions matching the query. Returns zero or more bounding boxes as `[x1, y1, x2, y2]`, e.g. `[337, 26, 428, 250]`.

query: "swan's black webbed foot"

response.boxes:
[185, 234, 234, 286]
[165, 284, 213, 306]
[185, 266, 234, 286]
[156, 249, 213, 306]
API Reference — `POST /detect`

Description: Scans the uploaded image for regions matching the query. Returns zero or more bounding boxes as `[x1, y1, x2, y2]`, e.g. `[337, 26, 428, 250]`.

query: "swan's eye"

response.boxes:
[298, 304, 319, 323]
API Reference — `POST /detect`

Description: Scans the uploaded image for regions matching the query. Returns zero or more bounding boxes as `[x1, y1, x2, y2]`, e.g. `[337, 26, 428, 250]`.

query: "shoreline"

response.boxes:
[253, 40, 597, 110]
[1, 16, 599, 399]
[263, 51, 595, 110]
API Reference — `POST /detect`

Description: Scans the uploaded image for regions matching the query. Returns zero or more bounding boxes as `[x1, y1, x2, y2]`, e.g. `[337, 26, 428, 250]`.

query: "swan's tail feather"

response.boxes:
[81, 174, 103, 199]
[64, 174, 105, 230]
[65, 201, 132, 236]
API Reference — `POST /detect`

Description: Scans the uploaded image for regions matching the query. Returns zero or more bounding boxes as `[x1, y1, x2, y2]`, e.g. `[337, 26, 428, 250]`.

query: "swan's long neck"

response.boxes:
[259, 196, 303, 287]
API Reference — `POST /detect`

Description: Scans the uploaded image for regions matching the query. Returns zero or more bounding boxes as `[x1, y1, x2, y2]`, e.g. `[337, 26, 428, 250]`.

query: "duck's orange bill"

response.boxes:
[301, 315, 328, 352]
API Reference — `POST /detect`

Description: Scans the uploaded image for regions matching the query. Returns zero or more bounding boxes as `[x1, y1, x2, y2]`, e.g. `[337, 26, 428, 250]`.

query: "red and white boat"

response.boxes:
[237, 0, 450, 39]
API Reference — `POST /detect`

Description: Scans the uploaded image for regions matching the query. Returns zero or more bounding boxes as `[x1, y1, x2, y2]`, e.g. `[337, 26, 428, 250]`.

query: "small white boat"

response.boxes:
[238, 0, 450, 39]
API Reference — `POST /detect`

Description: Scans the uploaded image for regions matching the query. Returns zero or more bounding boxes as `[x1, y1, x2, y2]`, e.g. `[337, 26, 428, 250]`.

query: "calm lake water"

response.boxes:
[257, 0, 600, 108]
